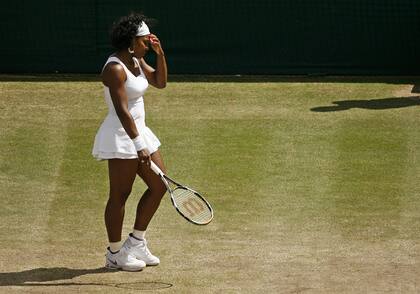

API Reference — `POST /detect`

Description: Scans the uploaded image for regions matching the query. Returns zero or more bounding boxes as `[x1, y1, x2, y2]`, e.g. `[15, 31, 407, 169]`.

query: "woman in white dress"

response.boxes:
[92, 12, 167, 271]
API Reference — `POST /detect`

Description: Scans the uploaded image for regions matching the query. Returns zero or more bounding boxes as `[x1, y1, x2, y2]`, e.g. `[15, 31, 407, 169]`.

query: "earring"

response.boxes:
[128, 47, 134, 54]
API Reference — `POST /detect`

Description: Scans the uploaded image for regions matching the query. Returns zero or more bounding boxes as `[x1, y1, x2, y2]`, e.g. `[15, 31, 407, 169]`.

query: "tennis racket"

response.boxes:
[150, 161, 214, 225]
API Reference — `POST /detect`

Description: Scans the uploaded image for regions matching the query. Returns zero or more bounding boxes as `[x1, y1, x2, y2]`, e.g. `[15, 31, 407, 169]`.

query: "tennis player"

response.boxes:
[92, 12, 167, 271]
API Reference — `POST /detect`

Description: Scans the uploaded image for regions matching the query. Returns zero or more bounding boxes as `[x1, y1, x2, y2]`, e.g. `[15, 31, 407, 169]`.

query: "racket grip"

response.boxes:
[150, 161, 164, 176]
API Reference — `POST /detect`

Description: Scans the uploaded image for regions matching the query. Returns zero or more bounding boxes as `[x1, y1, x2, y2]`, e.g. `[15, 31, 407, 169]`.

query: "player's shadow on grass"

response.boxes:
[311, 96, 420, 112]
[0, 267, 173, 290]
[0, 267, 109, 286]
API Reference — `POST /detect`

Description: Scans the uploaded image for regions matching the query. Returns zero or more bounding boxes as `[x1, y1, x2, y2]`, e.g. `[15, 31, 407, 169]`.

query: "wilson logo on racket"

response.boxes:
[182, 198, 205, 217]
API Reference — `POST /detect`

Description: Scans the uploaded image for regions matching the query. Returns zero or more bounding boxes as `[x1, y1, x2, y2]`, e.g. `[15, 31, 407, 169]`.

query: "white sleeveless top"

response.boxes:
[92, 56, 161, 160]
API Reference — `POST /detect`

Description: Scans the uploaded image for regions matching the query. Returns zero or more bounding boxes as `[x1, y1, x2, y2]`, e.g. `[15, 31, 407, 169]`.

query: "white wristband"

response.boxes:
[132, 136, 147, 151]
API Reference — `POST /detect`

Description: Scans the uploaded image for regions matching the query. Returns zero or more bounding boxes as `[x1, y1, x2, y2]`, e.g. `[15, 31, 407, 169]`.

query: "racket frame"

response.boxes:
[150, 161, 214, 225]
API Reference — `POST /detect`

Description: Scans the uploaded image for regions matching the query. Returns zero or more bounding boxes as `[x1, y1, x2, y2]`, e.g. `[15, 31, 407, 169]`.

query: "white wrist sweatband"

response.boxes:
[132, 136, 147, 151]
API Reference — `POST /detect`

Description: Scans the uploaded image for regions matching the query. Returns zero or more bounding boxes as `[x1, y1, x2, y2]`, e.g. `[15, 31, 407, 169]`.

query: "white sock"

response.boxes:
[109, 241, 122, 253]
[132, 229, 146, 240]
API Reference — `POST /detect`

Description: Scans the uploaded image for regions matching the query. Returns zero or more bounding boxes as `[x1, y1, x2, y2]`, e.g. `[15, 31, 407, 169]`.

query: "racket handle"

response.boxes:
[150, 161, 164, 176]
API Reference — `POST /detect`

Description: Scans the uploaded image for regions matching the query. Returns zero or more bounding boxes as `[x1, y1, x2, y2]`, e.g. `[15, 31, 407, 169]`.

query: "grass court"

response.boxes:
[0, 75, 419, 293]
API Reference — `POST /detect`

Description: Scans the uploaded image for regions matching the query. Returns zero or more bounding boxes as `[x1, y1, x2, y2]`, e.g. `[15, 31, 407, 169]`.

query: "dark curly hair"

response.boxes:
[110, 12, 154, 50]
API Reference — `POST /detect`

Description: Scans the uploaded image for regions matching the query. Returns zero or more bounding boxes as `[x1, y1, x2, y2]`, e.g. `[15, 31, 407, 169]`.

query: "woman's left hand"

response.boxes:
[149, 34, 164, 56]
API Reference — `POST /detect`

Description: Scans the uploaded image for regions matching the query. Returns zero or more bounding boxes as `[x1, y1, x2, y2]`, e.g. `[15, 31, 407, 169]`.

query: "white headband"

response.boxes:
[136, 21, 150, 36]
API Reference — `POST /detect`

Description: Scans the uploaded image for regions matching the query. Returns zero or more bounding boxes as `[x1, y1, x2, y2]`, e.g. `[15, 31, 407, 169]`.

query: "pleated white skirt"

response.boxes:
[92, 117, 161, 160]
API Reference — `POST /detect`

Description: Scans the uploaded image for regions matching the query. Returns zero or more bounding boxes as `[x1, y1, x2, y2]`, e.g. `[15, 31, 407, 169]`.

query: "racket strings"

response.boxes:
[172, 188, 212, 224]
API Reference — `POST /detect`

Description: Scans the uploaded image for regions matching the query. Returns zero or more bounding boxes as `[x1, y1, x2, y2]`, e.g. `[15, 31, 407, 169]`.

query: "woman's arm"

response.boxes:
[140, 34, 167, 89]
[102, 63, 151, 162]
[102, 63, 139, 139]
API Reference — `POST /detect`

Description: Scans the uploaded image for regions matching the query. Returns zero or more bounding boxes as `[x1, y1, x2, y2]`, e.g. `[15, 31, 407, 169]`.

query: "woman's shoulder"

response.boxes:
[103, 55, 122, 67]
[102, 54, 125, 70]
[101, 61, 127, 86]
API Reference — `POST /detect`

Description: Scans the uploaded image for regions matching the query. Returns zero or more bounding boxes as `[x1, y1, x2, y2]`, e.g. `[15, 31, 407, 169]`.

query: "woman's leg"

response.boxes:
[134, 150, 167, 230]
[105, 159, 139, 242]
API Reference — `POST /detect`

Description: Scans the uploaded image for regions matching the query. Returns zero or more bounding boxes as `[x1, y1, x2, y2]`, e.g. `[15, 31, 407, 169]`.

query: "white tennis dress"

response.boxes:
[92, 56, 161, 160]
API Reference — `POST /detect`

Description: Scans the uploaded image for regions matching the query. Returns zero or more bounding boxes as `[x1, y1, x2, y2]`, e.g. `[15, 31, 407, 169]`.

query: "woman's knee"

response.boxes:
[150, 182, 167, 198]
[108, 189, 132, 206]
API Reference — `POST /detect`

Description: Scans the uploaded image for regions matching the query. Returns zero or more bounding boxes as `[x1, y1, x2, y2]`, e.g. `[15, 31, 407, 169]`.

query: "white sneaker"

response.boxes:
[123, 234, 160, 266]
[105, 246, 146, 271]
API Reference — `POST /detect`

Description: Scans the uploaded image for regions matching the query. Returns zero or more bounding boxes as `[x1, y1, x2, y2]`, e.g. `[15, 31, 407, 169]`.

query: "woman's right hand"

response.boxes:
[138, 149, 151, 166]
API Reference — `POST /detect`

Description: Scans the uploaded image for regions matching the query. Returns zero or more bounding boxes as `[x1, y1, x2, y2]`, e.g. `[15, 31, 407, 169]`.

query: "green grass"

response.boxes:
[0, 77, 419, 293]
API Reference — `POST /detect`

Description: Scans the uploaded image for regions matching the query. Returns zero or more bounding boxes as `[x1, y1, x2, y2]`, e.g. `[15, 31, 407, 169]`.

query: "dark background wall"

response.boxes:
[1, 0, 419, 75]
